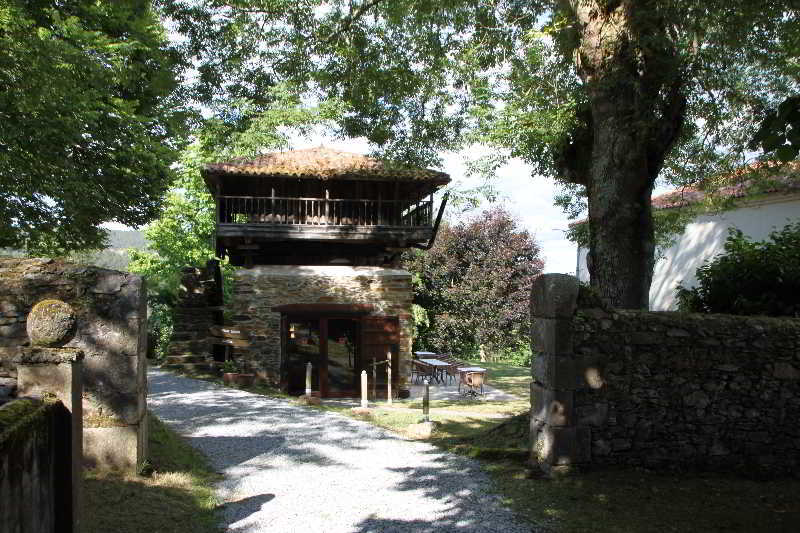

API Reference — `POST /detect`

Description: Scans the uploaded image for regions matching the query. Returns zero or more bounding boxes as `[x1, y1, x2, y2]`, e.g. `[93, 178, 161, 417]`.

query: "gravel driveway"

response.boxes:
[148, 369, 533, 533]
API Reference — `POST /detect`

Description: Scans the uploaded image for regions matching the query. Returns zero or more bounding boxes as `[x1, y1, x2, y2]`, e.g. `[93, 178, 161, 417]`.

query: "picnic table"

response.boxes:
[419, 358, 450, 384]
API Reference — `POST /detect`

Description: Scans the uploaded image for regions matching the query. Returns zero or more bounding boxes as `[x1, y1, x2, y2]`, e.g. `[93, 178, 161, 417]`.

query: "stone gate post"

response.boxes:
[15, 299, 85, 533]
[529, 274, 588, 475]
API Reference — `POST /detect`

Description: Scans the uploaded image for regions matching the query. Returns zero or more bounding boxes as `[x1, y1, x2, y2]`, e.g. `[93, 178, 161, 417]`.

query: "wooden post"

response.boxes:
[305, 362, 312, 396]
[386, 349, 392, 405]
[422, 378, 430, 422]
[360, 370, 368, 408]
[325, 188, 329, 225]
[372, 357, 376, 400]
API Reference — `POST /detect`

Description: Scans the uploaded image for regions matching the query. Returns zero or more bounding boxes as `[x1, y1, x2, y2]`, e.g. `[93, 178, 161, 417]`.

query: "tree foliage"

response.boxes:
[403, 207, 543, 358]
[0, 0, 187, 253]
[159, 0, 800, 308]
[676, 223, 800, 316]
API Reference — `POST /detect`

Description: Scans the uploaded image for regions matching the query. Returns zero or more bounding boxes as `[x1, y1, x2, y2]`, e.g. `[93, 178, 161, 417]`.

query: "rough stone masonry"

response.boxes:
[0, 258, 148, 471]
[229, 265, 413, 392]
[530, 273, 800, 476]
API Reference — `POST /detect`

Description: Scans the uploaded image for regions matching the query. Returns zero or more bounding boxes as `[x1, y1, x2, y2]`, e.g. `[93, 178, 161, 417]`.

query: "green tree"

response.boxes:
[159, 0, 800, 308]
[0, 0, 188, 254]
[404, 206, 543, 359]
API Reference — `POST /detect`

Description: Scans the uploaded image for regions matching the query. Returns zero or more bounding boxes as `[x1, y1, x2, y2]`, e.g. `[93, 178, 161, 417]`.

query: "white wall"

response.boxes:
[575, 194, 800, 310]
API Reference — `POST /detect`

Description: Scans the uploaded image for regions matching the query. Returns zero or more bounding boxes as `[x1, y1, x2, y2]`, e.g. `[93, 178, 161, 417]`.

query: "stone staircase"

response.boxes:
[162, 308, 219, 373]
[161, 265, 221, 374]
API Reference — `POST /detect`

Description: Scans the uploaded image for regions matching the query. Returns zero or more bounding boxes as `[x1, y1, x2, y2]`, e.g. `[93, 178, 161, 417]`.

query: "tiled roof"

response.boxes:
[652, 161, 800, 209]
[570, 162, 800, 226]
[203, 147, 450, 182]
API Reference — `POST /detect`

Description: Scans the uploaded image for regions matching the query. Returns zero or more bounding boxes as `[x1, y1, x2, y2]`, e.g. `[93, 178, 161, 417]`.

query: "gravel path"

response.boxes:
[148, 369, 534, 533]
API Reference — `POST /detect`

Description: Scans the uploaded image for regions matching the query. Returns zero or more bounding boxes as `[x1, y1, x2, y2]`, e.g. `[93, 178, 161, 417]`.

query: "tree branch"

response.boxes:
[322, 0, 388, 45]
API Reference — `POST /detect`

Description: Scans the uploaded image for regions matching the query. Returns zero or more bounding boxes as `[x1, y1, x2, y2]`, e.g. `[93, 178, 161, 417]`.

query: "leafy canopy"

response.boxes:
[158, 1, 800, 308]
[0, 0, 187, 254]
[403, 206, 543, 358]
[159, 1, 799, 184]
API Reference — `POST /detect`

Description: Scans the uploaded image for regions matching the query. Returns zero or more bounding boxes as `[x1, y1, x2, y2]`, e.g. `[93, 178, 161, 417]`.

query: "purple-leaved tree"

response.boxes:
[404, 206, 544, 359]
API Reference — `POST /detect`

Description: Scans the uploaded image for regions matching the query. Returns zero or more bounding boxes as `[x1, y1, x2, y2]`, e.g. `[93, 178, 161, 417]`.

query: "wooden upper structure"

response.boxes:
[202, 147, 450, 266]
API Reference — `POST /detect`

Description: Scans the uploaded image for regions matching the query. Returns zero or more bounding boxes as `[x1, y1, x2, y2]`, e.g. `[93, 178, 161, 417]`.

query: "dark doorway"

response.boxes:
[280, 313, 399, 398]
[284, 316, 361, 397]
[286, 318, 322, 395]
[325, 318, 359, 396]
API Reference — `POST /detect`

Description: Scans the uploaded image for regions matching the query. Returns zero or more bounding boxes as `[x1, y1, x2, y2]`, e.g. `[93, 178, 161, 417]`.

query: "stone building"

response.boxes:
[202, 147, 450, 397]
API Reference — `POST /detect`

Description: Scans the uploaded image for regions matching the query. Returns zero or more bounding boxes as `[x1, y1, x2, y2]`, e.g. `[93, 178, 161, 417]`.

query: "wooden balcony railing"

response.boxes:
[217, 196, 434, 227]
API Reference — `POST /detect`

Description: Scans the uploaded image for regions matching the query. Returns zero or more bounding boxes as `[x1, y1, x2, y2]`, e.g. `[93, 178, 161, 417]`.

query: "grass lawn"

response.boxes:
[82, 414, 220, 533]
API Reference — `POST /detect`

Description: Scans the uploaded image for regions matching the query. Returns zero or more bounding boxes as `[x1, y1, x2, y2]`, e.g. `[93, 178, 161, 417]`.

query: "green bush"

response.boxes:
[147, 300, 174, 361]
[492, 342, 533, 367]
[676, 222, 800, 316]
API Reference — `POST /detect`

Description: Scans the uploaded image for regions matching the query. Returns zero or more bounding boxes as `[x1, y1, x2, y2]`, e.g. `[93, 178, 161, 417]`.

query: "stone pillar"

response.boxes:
[529, 274, 588, 476]
[15, 346, 84, 533]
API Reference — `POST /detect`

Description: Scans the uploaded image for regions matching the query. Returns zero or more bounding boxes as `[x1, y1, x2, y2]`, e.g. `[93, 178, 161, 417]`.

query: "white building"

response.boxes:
[576, 188, 800, 310]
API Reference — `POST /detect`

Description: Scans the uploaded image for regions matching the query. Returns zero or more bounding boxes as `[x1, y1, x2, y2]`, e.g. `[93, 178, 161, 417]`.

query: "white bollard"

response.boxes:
[360, 370, 368, 408]
[387, 350, 392, 405]
[305, 362, 312, 396]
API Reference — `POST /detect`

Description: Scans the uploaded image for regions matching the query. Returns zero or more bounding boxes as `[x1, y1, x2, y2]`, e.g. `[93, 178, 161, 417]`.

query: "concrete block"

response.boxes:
[530, 274, 580, 319]
[534, 425, 591, 467]
[84, 425, 140, 471]
[530, 382, 574, 427]
[532, 318, 573, 355]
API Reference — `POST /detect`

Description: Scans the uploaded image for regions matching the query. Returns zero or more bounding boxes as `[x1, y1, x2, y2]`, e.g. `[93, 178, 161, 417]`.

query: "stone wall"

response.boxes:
[0, 258, 148, 471]
[530, 274, 800, 476]
[230, 265, 413, 391]
[0, 397, 76, 533]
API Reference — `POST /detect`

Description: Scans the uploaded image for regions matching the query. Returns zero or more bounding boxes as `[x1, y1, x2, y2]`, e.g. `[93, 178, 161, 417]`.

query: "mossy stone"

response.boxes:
[26, 299, 76, 347]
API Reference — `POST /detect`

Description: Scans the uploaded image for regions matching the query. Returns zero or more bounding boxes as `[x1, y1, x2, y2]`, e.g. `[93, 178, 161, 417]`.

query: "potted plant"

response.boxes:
[221, 359, 255, 387]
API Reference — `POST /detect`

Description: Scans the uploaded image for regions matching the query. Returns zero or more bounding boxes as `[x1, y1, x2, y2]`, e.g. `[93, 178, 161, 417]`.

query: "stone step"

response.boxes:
[161, 362, 219, 373]
[168, 341, 210, 353]
[164, 355, 211, 365]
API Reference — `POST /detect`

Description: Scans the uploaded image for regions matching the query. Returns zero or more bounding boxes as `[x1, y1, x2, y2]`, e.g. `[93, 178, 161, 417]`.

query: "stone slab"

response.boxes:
[84, 425, 141, 471]
[530, 274, 580, 319]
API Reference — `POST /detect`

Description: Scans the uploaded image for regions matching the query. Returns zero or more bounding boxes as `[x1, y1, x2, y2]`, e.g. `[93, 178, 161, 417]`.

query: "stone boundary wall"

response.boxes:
[530, 274, 800, 476]
[0, 258, 147, 471]
[1, 397, 76, 533]
[230, 265, 413, 391]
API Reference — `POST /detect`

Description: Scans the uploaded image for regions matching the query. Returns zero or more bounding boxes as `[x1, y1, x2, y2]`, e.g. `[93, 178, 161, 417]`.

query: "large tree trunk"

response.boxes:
[563, 0, 686, 309]
[586, 134, 656, 308]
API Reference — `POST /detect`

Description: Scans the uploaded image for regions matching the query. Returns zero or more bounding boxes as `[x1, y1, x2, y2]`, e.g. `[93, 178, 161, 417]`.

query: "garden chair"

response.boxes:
[461, 371, 485, 396]
[412, 359, 435, 384]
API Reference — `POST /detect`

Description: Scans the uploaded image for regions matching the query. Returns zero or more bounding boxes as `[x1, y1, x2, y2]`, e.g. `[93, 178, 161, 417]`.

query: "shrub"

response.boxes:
[147, 300, 174, 361]
[676, 222, 800, 316]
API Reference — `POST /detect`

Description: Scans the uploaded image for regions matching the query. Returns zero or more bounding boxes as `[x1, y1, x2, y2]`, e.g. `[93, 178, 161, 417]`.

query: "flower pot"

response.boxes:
[234, 373, 255, 387]
[222, 372, 238, 386]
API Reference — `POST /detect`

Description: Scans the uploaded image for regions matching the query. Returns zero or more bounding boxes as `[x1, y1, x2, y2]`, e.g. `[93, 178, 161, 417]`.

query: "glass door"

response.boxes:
[286, 318, 321, 395]
[325, 318, 360, 396]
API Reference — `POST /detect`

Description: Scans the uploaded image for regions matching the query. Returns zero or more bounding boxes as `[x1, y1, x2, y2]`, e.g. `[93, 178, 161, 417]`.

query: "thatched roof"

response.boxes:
[202, 147, 450, 184]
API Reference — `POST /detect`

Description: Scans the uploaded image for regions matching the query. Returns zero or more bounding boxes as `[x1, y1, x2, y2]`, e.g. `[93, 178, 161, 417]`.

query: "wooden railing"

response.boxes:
[217, 196, 434, 227]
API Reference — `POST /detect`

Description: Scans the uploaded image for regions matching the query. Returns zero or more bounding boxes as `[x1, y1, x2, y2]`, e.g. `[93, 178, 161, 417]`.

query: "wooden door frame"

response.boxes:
[281, 314, 363, 398]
